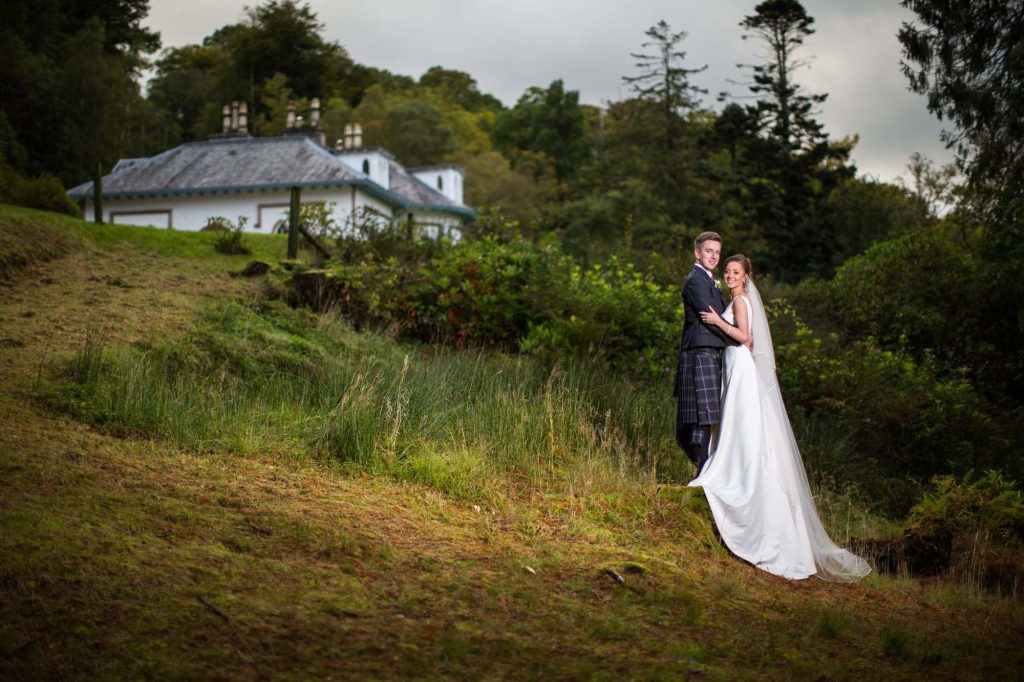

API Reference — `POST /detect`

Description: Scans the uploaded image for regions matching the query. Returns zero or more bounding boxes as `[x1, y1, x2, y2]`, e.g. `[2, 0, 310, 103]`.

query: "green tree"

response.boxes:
[148, 44, 227, 142]
[739, 0, 826, 151]
[622, 20, 707, 153]
[819, 178, 928, 266]
[899, 0, 1024, 224]
[729, 0, 854, 280]
[384, 99, 455, 167]
[450, 150, 556, 230]
[491, 79, 588, 184]
[0, 0, 161, 183]
[899, 0, 1024, 404]
[419, 66, 503, 113]
[902, 152, 959, 219]
[226, 0, 353, 99]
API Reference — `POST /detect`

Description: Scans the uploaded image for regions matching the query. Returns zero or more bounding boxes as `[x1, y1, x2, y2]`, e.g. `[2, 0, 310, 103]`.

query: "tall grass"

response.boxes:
[58, 298, 879, 543]
[62, 299, 676, 501]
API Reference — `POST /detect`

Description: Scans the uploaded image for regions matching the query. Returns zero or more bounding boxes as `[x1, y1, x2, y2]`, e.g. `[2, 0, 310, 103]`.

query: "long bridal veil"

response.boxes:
[745, 280, 872, 582]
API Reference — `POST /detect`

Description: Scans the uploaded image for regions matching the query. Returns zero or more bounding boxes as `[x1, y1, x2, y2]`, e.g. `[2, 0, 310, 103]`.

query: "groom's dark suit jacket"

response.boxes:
[680, 264, 731, 350]
[672, 264, 733, 398]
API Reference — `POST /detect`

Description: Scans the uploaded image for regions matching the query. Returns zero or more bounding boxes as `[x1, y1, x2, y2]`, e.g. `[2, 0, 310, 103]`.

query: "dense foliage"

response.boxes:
[284, 222, 1016, 514]
[0, 162, 81, 217]
[293, 229, 682, 377]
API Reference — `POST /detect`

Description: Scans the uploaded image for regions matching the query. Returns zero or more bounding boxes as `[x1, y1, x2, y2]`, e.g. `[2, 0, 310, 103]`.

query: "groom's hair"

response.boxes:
[694, 231, 722, 250]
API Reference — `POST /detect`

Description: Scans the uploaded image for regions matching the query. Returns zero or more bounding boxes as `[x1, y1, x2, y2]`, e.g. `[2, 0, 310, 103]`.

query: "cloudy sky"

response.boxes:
[143, 0, 954, 185]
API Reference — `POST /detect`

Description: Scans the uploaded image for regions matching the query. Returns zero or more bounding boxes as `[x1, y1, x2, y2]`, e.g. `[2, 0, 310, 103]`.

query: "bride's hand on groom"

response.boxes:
[699, 306, 723, 328]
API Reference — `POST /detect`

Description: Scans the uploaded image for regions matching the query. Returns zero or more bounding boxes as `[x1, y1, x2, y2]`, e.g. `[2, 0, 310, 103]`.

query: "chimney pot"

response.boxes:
[230, 101, 239, 131]
[222, 104, 231, 133]
[238, 102, 248, 133]
[310, 97, 321, 128]
[286, 99, 296, 129]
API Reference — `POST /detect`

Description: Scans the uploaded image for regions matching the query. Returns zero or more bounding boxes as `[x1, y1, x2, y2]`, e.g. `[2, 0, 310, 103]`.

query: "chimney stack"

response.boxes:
[211, 102, 252, 140]
[342, 123, 364, 149]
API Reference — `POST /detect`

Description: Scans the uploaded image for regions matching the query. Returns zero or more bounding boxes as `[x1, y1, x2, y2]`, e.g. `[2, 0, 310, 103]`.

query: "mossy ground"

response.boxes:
[1, 205, 1021, 679]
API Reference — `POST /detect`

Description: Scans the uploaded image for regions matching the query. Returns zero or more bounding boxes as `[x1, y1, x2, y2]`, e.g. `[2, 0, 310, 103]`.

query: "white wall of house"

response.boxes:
[333, 149, 392, 190]
[407, 210, 464, 241]
[79, 186, 398, 234]
[410, 167, 464, 205]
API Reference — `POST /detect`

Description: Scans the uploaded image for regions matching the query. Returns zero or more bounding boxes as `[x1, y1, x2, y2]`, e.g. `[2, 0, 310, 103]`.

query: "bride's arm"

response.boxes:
[700, 298, 751, 345]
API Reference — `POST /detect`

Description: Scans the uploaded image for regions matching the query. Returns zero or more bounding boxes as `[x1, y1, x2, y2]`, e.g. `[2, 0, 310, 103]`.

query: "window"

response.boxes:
[362, 159, 370, 175]
[437, 176, 443, 190]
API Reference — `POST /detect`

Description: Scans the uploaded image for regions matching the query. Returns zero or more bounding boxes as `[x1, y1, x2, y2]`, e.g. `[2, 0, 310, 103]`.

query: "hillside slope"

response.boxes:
[0, 205, 1021, 680]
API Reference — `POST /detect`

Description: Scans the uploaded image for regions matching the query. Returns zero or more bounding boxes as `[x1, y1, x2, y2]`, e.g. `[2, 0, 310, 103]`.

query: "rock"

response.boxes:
[600, 561, 649, 585]
[618, 562, 647, 576]
[602, 568, 625, 585]
[230, 261, 271, 278]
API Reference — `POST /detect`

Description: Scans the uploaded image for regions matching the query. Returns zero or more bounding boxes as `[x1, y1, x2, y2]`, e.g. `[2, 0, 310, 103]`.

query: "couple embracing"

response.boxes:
[673, 231, 871, 583]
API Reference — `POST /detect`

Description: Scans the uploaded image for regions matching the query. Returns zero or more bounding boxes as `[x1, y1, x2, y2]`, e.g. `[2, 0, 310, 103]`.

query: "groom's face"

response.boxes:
[695, 240, 721, 272]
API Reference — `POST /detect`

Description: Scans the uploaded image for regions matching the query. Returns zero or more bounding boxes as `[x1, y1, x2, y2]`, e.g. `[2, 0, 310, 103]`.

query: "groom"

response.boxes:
[673, 231, 736, 473]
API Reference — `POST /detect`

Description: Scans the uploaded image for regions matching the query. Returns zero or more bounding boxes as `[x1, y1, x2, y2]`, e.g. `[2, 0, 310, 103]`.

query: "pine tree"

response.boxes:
[622, 20, 707, 152]
[739, 0, 826, 152]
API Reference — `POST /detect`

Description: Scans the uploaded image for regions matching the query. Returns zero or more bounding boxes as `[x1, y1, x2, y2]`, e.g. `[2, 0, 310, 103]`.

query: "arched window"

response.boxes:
[362, 159, 370, 175]
[437, 176, 443, 190]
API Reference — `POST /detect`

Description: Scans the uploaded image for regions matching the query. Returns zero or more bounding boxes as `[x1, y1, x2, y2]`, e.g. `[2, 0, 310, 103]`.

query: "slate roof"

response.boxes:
[68, 136, 474, 219]
[388, 161, 464, 212]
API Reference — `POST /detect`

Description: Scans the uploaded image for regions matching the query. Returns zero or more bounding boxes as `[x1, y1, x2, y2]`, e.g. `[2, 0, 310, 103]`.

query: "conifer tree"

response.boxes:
[739, 0, 826, 152]
[622, 20, 707, 152]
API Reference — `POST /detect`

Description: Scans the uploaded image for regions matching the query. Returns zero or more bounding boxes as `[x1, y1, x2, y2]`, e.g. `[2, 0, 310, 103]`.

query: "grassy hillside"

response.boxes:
[1, 204, 1021, 680]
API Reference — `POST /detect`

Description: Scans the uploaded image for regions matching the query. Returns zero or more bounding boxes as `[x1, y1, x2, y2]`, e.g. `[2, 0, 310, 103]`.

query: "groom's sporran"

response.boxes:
[673, 231, 734, 472]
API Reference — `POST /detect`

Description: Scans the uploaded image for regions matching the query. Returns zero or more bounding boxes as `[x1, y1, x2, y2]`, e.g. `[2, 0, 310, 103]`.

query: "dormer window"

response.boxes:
[362, 159, 370, 175]
[437, 176, 443, 190]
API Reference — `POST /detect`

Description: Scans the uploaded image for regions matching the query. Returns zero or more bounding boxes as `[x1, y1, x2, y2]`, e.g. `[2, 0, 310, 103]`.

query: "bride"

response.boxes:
[690, 254, 871, 582]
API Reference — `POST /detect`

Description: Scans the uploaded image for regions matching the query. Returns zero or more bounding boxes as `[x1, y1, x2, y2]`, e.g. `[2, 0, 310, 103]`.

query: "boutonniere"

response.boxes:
[714, 279, 722, 291]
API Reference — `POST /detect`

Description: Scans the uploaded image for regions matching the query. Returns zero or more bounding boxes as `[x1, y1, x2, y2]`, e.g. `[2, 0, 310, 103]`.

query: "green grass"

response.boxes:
[4, 204, 1024, 679]
[50, 294, 888, 549]
[0, 202, 293, 267]
[55, 297, 673, 500]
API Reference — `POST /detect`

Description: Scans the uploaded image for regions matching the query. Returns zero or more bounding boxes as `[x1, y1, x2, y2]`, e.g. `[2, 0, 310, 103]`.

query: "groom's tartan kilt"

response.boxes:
[674, 348, 723, 426]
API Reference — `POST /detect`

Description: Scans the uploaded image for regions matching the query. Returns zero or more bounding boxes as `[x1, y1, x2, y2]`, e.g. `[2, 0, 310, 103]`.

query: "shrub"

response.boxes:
[290, 235, 680, 376]
[521, 257, 682, 375]
[769, 300, 999, 512]
[0, 162, 81, 216]
[206, 216, 251, 255]
[906, 472, 1024, 548]
[829, 223, 979, 367]
[901, 471, 1024, 592]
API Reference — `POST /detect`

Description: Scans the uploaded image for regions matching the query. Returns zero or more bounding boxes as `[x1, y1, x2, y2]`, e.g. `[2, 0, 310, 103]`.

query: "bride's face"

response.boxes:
[723, 262, 748, 292]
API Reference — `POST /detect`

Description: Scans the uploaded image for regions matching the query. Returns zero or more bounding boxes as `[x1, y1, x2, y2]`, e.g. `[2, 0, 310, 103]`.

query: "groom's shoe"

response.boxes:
[689, 427, 711, 474]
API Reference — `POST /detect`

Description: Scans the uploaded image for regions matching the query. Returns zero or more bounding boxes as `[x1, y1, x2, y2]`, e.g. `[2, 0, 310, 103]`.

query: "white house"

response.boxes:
[68, 104, 474, 239]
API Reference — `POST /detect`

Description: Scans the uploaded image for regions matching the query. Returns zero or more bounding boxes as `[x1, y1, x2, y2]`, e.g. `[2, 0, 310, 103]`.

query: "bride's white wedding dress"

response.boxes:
[688, 281, 871, 582]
